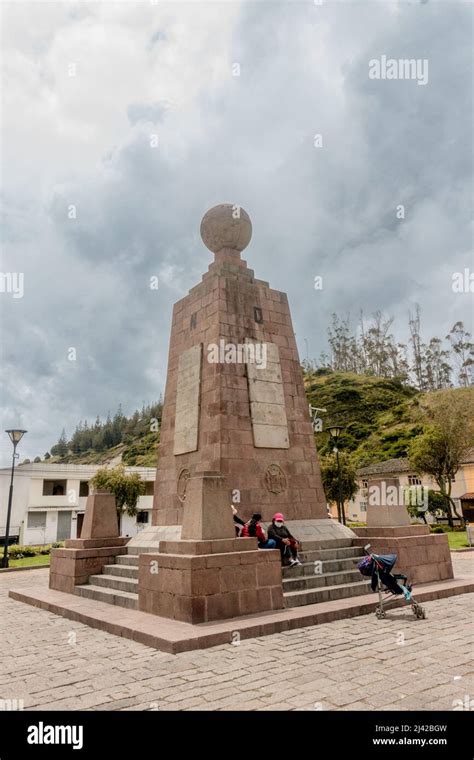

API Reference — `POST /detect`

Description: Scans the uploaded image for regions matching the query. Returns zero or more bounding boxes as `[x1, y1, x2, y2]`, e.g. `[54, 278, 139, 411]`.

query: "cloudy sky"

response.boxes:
[0, 0, 472, 465]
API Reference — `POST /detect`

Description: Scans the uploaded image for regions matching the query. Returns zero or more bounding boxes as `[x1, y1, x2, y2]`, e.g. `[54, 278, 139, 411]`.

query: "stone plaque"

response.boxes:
[174, 344, 202, 455]
[246, 340, 289, 448]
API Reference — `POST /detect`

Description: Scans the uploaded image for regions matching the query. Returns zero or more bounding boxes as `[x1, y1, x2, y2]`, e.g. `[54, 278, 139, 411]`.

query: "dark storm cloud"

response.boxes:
[0, 1, 471, 464]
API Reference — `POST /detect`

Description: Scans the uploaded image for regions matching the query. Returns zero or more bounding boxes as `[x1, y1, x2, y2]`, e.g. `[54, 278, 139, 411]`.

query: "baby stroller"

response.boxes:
[358, 544, 426, 620]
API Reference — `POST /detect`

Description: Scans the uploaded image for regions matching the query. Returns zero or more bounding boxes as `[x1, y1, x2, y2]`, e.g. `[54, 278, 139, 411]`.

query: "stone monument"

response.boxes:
[49, 492, 128, 593]
[130, 203, 353, 554]
[366, 477, 412, 527]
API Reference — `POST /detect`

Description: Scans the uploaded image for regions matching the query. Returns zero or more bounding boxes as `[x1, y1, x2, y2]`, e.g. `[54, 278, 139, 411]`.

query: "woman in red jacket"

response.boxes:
[241, 513, 277, 549]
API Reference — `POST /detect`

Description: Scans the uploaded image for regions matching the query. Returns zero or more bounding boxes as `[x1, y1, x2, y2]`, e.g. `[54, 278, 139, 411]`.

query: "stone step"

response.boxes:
[80, 545, 367, 613]
[102, 563, 139, 579]
[282, 569, 362, 592]
[284, 580, 372, 608]
[88, 574, 138, 594]
[299, 538, 354, 551]
[299, 546, 365, 563]
[127, 547, 157, 554]
[74, 584, 138, 610]
[116, 554, 140, 567]
[282, 556, 361, 578]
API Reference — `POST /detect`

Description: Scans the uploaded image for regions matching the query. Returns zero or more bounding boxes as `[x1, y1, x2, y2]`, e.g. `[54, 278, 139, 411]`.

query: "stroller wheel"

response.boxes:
[375, 607, 385, 620]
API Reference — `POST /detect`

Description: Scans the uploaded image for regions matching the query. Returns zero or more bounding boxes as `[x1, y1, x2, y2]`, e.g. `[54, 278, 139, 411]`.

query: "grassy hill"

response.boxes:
[46, 433, 159, 468]
[308, 369, 474, 466]
[43, 371, 473, 470]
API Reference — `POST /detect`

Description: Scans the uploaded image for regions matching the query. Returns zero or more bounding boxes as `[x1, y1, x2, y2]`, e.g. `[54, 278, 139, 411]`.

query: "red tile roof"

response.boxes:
[357, 447, 474, 477]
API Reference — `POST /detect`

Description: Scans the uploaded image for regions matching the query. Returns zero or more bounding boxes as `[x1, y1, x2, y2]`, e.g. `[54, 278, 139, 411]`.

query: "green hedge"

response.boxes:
[7, 542, 63, 559]
[429, 525, 465, 534]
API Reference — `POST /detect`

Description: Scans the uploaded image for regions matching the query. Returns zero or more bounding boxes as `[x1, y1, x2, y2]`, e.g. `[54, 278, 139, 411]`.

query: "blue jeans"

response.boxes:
[258, 539, 277, 549]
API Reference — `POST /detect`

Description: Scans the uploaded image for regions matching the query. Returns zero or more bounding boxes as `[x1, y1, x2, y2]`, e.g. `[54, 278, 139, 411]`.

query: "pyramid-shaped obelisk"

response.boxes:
[129, 204, 354, 550]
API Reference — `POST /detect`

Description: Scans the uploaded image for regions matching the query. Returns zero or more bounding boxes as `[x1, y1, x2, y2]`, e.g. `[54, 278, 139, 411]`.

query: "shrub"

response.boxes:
[430, 524, 465, 534]
[8, 544, 37, 558]
[91, 464, 145, 516]
[7, 543, 59, 558]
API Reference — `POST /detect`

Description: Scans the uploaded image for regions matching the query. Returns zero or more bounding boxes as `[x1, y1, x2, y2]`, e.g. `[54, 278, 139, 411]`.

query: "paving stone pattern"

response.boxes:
[0, 554, 472, 712]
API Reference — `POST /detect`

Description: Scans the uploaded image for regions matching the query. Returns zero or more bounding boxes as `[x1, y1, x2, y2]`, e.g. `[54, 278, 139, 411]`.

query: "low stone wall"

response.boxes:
[50, 538, 129, 594]
[138, 537, 284, 623]
[352, 525, 453, 585]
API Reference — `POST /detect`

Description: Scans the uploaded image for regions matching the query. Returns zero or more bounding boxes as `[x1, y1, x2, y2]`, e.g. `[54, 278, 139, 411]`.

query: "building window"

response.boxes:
[408, 475, 422, 486]
[145, 481, 154, 496]
[42, 479, 67, 496]
[27, 511, 47, 529]
[254, 306, 263, 323]
[190, 312, 197, 329]
[79, 481, 89, 497]
[137, 511, 149, 524]
[360, 501, 367, 512]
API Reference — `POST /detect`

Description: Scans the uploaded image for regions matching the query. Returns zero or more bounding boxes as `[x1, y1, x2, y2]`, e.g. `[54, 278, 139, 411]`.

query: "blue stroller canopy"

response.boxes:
[372, 553, 398, 573]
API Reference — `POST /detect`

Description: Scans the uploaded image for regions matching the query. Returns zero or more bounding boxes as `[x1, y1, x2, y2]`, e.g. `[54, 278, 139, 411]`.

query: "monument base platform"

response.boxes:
[10, 574, 474, 654]
[284, 519, 356, 542]
[126, 518, 356, 554]
[126, 525, 182, 553]
[138, 537, 284, 623]
[352, 525, 454, 585]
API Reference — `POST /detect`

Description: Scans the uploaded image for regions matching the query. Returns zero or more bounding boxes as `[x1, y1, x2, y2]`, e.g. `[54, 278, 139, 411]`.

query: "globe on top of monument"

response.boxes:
[200, 203, 252, 254]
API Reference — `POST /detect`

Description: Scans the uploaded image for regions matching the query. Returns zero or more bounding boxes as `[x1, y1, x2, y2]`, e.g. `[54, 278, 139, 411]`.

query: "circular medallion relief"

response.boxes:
[177, 468, 191, 502]
[265, 464, 287, 494]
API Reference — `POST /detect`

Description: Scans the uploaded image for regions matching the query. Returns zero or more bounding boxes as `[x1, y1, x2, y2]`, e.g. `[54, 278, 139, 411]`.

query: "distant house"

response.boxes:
[334, 448, 474, 523]
[460, 493, 474, 522]
[0, 462, 156, 546]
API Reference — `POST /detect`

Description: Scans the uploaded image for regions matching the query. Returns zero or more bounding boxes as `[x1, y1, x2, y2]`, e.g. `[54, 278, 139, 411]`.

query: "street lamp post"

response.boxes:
[328, 425, 345, 526]
[2, 429, 27, 568]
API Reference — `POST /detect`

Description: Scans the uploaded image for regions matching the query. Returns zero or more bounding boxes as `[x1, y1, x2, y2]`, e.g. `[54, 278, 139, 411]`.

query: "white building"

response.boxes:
[0, 463, 156, 546]
[342, 449, 474, 523]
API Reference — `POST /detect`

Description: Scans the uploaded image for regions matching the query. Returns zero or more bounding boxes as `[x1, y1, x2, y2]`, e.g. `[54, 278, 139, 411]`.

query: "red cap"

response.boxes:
[273, 513, 285, 521]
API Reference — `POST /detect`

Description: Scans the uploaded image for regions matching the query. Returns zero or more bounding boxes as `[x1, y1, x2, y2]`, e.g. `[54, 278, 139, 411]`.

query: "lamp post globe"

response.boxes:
[328, 425, 343, 441]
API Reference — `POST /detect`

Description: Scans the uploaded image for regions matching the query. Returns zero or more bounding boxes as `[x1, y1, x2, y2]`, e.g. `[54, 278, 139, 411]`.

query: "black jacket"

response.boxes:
[267, 523, 294, 543]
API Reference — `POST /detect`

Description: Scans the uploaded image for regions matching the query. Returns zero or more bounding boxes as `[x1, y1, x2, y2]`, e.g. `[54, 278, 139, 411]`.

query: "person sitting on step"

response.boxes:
[241, 513, 277, 550]
[267, 512, 302, 567]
